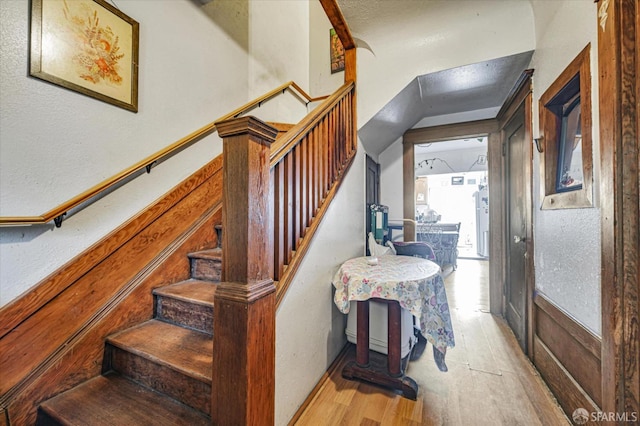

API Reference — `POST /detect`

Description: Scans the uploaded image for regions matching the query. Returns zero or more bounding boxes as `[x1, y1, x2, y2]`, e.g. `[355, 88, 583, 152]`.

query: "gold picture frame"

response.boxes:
[330, 28, 344, 74]
[30, 0, 139, 112]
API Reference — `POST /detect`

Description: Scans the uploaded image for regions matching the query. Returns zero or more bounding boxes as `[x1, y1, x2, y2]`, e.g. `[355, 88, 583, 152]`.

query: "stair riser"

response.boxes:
[155, 295, 213, 335]
[106, 345, 212, 415]
[190, 258, 221, 282]
[36, 408, 63, 425]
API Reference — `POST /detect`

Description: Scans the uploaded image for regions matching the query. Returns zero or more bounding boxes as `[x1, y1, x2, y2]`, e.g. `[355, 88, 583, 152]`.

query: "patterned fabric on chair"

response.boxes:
[392, 241, 437, 262]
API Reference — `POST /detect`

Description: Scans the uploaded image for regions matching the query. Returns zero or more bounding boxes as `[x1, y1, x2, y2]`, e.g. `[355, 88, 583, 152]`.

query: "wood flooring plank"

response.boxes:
[293, 260, 568, 426]
[452, 309, 501, 374]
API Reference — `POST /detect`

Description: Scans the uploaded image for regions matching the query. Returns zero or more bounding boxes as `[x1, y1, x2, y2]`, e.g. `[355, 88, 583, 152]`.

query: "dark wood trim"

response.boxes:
[286, 344, 351, 426]
[213, 117, 277, 426]
[403, 119, 498, 144]
[597, 0, 640, 417]
[0, 158, 224, 425]
[539, 44, 593, 210]
[403, 119, 503, 315]
[496, 69, 534, 123]
[0, 157, 223, 339]
[535, 294, 602, 360]
[534, 293, 602, 408]
[487, 131, 504, 316]
[496, 71, 534, 355]
[402, 140, 415, 241]
[318, 0, 355, 50]
[533, 336, 600, 419]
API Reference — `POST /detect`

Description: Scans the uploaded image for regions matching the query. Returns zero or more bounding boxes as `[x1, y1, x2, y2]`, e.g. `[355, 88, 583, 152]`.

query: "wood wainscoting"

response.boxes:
[0, 156, 223, 425]
[532, 293, 602, 417]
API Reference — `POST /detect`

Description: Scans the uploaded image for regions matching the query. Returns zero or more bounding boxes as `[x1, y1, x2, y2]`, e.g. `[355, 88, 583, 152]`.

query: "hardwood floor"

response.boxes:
[293, 259, 570, 426]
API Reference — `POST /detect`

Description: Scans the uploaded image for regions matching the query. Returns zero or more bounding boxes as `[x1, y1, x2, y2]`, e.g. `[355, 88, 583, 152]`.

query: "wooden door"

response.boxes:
[504, 104, 528, 351]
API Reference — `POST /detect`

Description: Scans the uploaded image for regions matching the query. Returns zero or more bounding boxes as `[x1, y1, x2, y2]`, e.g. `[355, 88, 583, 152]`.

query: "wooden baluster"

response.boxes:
[312, 127, 319, 215]
[273, 163, 285, 281]
[294, 145, 302, 248]
[268, 169, 275, 280]
[326, 115, 333, 193]
[213, 116, 277, 426]
[331, 109, 342, 179]
[299, 139, 308, 240]
[284, 152, 294, 265]
[340, 100, 344, 176]
[306, 132, 314, 225]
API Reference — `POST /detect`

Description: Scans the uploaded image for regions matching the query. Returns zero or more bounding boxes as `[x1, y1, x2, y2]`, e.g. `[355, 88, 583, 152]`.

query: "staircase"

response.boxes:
[36, 246, 222, 425]
[25, 84, 356, 425]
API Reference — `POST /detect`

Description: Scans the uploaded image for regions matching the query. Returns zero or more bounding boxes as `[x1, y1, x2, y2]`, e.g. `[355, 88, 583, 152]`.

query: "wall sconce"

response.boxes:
[533, 136, 544, 153]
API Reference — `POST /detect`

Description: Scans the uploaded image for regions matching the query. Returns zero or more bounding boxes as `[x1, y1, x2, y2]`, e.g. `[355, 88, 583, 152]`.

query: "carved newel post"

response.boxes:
[212, 116, 278, 425]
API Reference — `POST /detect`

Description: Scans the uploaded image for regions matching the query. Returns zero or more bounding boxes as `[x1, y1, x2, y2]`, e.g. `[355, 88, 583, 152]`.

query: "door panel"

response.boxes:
[505, 105, 527, 351]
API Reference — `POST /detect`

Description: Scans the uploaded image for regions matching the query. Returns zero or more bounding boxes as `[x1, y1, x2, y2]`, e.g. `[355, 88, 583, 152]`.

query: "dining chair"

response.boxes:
[392, 241, 437, 262]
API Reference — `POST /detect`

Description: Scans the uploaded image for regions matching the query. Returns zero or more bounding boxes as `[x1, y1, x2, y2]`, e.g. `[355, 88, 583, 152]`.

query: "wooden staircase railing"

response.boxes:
[212, 80, 356, 425]
[0, 81, 326, 228]
[269, 80, 357, 306]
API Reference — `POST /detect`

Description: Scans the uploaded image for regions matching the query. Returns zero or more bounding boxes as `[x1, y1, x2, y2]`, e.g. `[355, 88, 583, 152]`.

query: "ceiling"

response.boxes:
[357, 51, 534, 156]
[415, 136, 487, 156]
[335, 0, 534, 156]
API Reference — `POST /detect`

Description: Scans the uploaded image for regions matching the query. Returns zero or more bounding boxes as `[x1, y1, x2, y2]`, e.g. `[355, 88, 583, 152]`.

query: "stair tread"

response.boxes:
[107, 320, 212, 382]
[188, 248, 222, 260]
[266, 121, 295, 132]
[153, 279, 217, 307]
[40, 373, 209, 425]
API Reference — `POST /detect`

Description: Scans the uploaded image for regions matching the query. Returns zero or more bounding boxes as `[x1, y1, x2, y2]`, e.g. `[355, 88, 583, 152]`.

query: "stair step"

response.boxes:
[266, 121, 295, 134]
[105, 320, 212, 415]
[188, 248, 222, 282]
[154, 279, 216, 334]
[37, 373, 210, 425]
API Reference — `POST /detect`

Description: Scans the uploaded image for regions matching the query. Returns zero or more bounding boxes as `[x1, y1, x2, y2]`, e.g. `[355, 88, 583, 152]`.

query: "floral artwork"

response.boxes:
[30, 0, 139, 111]
[62, 0, 125, 85]
[330, 28, 345, 74]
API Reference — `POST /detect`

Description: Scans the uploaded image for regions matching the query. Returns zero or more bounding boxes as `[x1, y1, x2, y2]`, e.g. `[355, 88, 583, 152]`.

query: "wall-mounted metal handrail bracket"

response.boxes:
[0, 81, 329, 228]
[54, 213, 66, 228]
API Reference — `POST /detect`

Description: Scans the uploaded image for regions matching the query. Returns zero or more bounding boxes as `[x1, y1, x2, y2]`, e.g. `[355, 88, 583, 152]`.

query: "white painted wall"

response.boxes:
[376, 0, 601, 334]
[274, 4, 364, 424]
[275, 142, 365, 425]
[379, 137, 404, 223]
[352, 0, 535, 127]
[0, 0, 247, 306]
[309, 0, 344, 97]
[530, 0, 601, 335]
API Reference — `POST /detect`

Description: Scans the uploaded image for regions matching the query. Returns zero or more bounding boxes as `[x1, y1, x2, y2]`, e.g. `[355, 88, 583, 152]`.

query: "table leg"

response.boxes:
[387, 301, 401, 377]
[356, 300, 370, 367]
[342, 299, 418, 400]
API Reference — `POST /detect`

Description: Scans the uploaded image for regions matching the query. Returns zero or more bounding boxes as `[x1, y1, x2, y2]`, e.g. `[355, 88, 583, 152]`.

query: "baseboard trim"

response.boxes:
[287, 343, 350, 426]
[533, 293, 602, 414]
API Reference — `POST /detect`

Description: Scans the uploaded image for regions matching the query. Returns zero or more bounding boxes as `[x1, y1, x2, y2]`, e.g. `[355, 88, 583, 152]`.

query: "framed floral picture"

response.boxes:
[30, 0, 139, 112]
[330, 28, 344, 74]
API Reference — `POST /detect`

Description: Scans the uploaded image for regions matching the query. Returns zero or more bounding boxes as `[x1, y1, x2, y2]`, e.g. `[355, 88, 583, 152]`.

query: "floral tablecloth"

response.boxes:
[332, 255, 455, 371]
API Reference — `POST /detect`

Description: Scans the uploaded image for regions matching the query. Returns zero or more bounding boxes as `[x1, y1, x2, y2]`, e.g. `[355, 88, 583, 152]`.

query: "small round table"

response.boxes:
[333, 255, 454, 399]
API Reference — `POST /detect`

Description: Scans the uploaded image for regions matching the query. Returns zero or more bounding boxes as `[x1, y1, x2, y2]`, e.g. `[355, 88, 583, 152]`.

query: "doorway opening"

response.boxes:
[413, 136, 490, 278]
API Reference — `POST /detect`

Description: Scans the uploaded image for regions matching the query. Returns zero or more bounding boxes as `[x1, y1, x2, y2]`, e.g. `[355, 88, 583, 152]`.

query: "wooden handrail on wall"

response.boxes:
[0, 81, 327, 228]
[269, 80, 357, 307]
